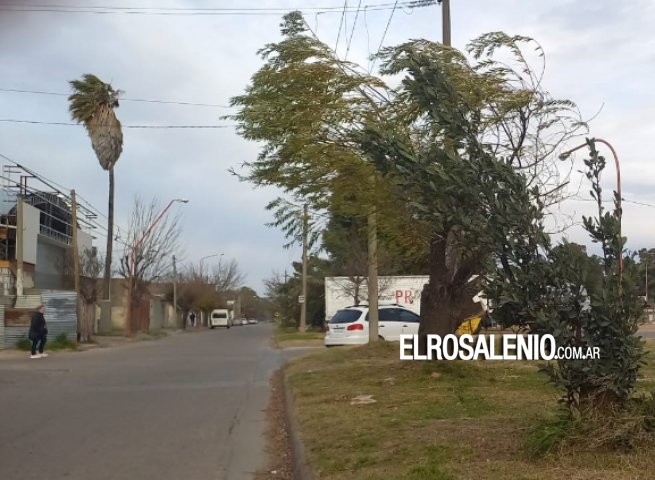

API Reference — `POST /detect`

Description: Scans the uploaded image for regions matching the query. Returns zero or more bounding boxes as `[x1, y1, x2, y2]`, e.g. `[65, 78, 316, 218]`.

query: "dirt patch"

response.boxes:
[276, 340, 324, 349]
[255, 369, 293, 480]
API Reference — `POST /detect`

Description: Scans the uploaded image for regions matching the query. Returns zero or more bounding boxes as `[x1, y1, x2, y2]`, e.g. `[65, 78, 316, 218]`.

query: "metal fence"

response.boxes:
[0, 291, 77, 349]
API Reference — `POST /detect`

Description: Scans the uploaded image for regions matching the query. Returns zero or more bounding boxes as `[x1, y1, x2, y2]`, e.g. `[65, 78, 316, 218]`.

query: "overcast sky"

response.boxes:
[1, 0, 654, 293]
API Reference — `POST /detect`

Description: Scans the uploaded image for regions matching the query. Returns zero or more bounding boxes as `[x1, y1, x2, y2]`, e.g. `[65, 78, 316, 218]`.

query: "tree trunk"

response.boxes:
[103, 167, 114, 299]
[417, 238, 481, 354]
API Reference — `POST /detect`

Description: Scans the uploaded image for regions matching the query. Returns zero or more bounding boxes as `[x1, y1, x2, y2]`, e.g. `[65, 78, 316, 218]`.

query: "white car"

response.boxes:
[324, 305, 421, 346]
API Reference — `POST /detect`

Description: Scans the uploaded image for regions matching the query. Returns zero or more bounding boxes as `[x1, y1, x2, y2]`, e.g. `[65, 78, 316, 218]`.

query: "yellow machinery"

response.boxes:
[455, 312, 485, 336]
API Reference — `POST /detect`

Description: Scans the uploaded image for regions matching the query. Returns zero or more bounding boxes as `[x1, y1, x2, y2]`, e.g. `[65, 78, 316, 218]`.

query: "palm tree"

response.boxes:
[68, 74, 123, 300]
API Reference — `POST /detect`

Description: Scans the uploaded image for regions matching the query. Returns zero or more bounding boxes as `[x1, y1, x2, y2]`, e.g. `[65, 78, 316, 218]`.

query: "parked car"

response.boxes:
[235, 317, 248, 326]
[324, 304, 420, 346]
[209, 309, 231, 329]
[247, 319, 259, 325]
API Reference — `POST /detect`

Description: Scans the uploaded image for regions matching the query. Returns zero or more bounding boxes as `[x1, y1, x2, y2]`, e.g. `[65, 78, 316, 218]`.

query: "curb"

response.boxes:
[283, 369, 315, 480]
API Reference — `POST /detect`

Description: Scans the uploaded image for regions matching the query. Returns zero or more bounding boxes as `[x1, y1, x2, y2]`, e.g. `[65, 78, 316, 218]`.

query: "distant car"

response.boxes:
[241, 318, 249, 326]
[209, 309, 231, 329]
[247, 319, 258, 325]
[324, 305, 421, 347]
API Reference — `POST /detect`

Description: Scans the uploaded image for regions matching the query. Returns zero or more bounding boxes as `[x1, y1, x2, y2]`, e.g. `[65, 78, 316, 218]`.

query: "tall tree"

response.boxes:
[359, 35, 584, 338]
[231, 13, 583, 337]
[68, 74, 123, 301]
[118, 197, 181, 333]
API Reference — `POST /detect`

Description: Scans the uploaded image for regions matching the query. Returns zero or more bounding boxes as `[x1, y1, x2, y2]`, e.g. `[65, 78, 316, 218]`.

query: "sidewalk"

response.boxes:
[0, 328, 186, 359]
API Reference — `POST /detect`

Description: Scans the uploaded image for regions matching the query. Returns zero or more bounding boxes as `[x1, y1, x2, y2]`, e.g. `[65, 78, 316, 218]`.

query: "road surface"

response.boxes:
[0, 324, 294, 480]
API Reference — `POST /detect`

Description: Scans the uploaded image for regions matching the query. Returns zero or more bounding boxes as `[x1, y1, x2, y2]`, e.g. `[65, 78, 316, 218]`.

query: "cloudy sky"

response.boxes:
[1, 0, 654, 293]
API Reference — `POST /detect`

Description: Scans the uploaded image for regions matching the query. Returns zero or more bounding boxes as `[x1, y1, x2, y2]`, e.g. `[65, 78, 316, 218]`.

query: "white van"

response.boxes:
[209, 309, 231, 329]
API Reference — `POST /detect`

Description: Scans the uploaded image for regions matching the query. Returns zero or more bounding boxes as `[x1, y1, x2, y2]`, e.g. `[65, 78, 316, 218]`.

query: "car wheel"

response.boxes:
[378, 335, 385, 341]
[210, 326, 215, 329]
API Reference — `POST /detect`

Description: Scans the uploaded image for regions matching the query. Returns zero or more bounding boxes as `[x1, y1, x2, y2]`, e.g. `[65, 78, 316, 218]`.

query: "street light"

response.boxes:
[559, 138, 623, 294]
[126, 198, 189, 334]
[199, 253, 223, 278]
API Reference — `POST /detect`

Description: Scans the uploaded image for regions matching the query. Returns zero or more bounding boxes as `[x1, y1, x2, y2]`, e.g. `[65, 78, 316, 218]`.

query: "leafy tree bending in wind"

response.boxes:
[68, 74, 123, 300]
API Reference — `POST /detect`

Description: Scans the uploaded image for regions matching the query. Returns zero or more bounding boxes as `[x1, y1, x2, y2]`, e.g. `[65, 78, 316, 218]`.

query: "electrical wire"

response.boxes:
[345, 0, 363, 60]
[334, 0, 348, 52]
[0, 119, 236, 128]
[0, 2, 422, 16]
[0, 88, 231, 108]
[369, 0, 399, 73]
[0, 152, 129, 244]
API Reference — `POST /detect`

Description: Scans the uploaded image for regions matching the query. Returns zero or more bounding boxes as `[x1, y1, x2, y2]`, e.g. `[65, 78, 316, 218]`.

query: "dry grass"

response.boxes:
[286, 341, 655, 480]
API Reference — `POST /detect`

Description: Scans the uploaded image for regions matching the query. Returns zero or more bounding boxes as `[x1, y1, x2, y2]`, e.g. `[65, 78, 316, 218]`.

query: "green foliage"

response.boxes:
[233, 13, 585, 336]
[16, 333, 77, 351]
[525, 410, 574, 458]
[265, 256, 328, 329]
[487, 139, 645, 412]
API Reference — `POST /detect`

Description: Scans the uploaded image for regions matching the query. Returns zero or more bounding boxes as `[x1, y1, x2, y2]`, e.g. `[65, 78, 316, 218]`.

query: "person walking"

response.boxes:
[189, 312, 196, 327]
[28, 305, 48, 359]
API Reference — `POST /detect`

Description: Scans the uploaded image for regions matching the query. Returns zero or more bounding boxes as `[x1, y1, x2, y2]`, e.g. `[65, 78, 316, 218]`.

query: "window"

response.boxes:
[399, 310, 421, 323]
[329, 310, 362, 324]
[212, 312, 227, 319]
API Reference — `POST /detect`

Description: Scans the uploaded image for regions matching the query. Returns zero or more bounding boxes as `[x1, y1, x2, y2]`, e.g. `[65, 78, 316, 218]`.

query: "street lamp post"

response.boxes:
[559, 138, 623, 294]
[200, 253, 223, 280]
[197, 253, 223, 326]
[125, 198, 189, 335]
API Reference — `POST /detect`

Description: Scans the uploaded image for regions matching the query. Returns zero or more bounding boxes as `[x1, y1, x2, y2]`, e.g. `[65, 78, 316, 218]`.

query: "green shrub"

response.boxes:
[15, 333, 78, 351]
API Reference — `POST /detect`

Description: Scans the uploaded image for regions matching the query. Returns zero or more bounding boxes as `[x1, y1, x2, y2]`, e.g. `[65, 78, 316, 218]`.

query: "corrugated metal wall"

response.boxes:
[41, 290, 77, 342]
[0, 291, 77, 349]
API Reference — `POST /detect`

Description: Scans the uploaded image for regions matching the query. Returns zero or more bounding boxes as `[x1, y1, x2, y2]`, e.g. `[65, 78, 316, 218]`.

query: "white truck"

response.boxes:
[324, 276, 429, 321]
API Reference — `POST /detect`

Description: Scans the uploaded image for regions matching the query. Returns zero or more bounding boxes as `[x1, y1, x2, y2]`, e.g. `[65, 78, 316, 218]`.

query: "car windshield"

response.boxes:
[329, 310, 362, 324]
[212, 313, 227, 319]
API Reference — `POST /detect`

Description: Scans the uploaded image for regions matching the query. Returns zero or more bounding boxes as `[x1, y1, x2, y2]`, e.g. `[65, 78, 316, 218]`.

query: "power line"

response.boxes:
[334, 0, 348, 52]
[345, 0, 363, 60]
[369, 0, 399, 73]
[0, 119, 236, 129]
[0, 152, 129, 243]
[0, 88, 231, 108]
[569, 197, 655, 209]
[0, 2, 422, 16]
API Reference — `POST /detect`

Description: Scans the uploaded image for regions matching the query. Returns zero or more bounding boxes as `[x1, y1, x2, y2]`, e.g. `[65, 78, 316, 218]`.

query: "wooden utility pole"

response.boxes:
[173, 254, 179, 329]
[71, 190, 83, 340]
[646, 257, 649, 304]
[367, 209, 379, 343]
[440, 0, 451, 46]
[299, 204, 308, 332]
[16, 196, 24, 296]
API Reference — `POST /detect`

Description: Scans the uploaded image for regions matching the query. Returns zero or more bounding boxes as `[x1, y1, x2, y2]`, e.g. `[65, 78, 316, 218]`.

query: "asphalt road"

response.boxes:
[0, 323, 295, 480]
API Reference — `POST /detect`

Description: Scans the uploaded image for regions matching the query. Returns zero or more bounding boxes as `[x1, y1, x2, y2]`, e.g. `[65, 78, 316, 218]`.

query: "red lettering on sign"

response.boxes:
[395, 290, 414, 304]
[395, 290, 403, 303]
[405, 290, 413, 304]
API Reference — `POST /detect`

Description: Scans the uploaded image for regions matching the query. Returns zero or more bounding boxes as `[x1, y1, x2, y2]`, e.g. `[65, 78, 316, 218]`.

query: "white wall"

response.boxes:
[21, 203, 40, 265]
[78, 229, 92, 255]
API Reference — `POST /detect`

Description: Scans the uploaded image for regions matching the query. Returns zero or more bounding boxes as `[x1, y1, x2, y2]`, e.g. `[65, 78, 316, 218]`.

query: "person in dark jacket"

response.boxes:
[28, 305, 48, 359]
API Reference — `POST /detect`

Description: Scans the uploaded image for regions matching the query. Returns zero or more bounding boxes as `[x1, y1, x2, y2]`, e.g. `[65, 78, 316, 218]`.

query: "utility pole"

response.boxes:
[440, 0, 451, 46]
[368, 209, 379, 343]
[16, 196, 24, 296]
[299, 204, 308, 332]
[71, 190, 82, 341]
[646, 256, 649, 304]
[173, 254, 179, 329]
